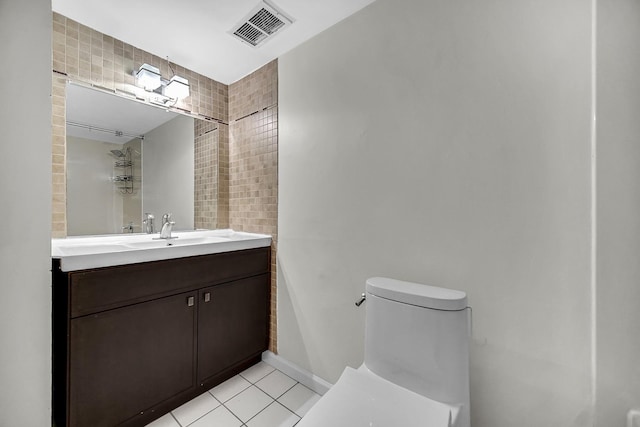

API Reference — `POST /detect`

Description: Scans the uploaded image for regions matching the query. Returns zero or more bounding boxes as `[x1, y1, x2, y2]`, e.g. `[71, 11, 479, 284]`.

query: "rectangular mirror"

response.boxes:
[66, 82, 216, 235]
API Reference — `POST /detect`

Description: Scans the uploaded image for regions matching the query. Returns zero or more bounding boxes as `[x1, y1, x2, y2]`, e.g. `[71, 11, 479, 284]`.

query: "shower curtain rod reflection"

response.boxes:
[66, 121, 145, 140]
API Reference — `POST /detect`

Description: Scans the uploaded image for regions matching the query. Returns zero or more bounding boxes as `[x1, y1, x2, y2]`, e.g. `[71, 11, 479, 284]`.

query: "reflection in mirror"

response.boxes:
[66, 82, 208, 235]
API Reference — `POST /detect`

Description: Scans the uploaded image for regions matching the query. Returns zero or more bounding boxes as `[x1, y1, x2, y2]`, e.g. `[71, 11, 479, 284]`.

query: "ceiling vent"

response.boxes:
[230, 1, 294, 47]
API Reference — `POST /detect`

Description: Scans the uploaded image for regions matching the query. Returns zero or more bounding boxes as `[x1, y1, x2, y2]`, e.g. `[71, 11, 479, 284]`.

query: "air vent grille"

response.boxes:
[230, 1, 294, 48]
[249, 8, 285, 35]
[234, 22, 268, 46]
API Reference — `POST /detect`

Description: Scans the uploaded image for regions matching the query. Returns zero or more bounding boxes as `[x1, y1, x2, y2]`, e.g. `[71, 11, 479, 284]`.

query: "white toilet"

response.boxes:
[297, 277, 471, 427]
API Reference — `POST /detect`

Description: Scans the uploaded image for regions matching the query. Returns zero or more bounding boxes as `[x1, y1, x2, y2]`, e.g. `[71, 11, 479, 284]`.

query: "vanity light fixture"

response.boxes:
[134, 62, 190, 101]
[164, 75, 190, 99]
[135, 63, 162, 91]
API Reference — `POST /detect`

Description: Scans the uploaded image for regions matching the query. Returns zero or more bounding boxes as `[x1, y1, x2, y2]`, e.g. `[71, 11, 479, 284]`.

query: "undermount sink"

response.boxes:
[52, 229, 271, 271]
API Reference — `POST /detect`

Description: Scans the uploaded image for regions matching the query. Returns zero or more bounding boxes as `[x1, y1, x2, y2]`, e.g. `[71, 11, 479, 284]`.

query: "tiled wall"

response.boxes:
[194, 121, 219, 229]
[51, 12, 228, 237]
[52, 75, 67, 237]
[229, 61, 279, 352]
[217, 124, 230, 229]
[229, 60, 278, 120]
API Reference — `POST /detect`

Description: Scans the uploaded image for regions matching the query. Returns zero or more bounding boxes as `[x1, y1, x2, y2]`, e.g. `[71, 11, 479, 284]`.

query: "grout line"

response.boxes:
[169, 411, 181, 427]
[239, 365, 276, 384]
[279, 383, 321, 418]
[239, 399, 301, 426]
[226, 380, 300, 425]
[279, 382, 299, 401]
[220, 400, 247, 426]
[276, 396, 299, 416]
[241, 399, 277, 425]
[208, 379, 252, 404]
[253, 370, 298, 400]
[180, 400, 221, 427]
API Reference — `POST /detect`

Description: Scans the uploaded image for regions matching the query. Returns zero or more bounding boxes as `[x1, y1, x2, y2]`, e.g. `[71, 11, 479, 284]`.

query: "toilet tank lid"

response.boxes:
[366, 277, 467, 311]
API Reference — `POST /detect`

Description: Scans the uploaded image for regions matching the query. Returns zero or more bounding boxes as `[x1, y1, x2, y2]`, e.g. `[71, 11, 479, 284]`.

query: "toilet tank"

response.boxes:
[364, 277, 470, 419]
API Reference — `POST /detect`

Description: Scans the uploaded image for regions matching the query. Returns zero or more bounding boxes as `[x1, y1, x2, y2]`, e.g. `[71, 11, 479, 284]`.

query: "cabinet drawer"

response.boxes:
[70, 248, 270, 318]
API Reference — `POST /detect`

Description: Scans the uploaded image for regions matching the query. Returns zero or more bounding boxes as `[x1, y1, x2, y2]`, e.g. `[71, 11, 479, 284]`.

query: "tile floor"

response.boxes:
[146, 361, 322, 427]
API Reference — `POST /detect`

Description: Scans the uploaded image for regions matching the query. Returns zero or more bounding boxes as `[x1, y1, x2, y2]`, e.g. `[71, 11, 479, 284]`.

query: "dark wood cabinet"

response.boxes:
[53, 248, 270, 427]
[197, 274, 269, 385]
[69, 292, 197, 427]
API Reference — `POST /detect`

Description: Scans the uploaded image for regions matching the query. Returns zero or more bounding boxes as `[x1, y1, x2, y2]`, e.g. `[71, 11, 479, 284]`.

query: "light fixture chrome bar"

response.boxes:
[66, 121, 144, 140]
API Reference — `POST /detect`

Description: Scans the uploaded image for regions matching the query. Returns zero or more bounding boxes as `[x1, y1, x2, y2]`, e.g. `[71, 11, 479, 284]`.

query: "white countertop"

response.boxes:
[52, 229, 272, 272]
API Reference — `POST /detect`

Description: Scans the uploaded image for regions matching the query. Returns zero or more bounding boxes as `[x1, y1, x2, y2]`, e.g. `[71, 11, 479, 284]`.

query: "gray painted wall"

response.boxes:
[0, 0, 52, 424]
[278, 0, 593, 426]
[596, 0, 640, 425]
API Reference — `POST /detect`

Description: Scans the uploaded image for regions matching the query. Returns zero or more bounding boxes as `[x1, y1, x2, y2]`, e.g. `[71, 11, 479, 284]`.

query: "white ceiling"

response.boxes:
[51, 0, 376, 85]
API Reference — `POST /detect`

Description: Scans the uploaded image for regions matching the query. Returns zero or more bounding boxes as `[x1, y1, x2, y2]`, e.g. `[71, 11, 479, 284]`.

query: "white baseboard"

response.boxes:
[262, 351, 332, 396]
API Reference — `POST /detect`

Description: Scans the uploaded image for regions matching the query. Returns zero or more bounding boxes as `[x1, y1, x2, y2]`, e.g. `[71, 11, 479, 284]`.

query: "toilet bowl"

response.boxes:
[297, 277, 471, 427]
[297, 366, 460, 427]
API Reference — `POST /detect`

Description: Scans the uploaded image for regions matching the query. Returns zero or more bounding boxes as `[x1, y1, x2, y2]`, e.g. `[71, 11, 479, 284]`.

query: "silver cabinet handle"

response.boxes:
[204, 292, 211, 303]
[187, 296, 195, 307]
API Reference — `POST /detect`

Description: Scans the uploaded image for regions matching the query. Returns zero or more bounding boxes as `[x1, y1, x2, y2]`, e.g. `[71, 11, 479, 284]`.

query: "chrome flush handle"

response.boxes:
[355, 293, 366, 307]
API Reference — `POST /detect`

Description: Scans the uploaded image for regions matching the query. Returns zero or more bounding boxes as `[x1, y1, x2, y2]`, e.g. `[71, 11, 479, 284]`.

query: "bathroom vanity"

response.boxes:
[52, 230, 271, 427]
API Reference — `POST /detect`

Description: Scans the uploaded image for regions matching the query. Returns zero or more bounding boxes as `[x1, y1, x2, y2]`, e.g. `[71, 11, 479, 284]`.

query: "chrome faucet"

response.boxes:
[122, 222, 134, 233]
[143, 213, 155, 234]
[159, 213, 175, 239]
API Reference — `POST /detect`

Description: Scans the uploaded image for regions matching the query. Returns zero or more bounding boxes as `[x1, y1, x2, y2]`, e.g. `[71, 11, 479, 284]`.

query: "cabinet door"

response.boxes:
[197, 274, 269, 384]
[69, 291, 197, 427]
